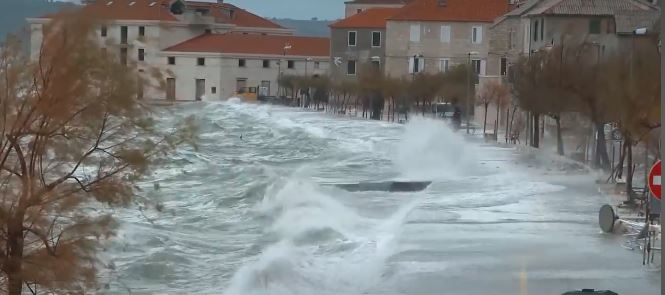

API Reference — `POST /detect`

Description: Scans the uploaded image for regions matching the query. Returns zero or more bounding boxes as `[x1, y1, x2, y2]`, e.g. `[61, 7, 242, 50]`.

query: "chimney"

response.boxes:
[217, 0, 224, 4]
[437, 0, 446, 6]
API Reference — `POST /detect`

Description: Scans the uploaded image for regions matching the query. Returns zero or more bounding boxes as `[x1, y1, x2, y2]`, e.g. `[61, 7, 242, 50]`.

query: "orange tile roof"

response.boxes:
[388, 0, 510, 22]
[164, 33, 330, 57]
[38, 0, 283, 29]
[330, 8, 401, 29]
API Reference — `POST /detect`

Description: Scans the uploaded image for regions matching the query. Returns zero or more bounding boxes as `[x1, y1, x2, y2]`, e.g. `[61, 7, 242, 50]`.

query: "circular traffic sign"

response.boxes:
[648, 160, 661, 200]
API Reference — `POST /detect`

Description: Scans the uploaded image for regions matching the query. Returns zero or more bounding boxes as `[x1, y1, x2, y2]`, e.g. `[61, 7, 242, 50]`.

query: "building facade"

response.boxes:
[162, 34, 329, 100]
[384, 0, 510, 79]
[329, 8, 399, 78]
[27, 0, 329, 101]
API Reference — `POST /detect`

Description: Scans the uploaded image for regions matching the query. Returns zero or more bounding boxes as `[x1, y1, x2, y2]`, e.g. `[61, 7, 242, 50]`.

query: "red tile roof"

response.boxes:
[388, 0, 511, 22]
[330, 8, 401, 29]
[38, 0, 283, 29]
[164, 33, 330, 57]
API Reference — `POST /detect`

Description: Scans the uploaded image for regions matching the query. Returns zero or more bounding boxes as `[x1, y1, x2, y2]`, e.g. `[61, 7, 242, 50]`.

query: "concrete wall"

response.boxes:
[29, 22, 44, 60]
[345, 3, 404, 17]
[330, 27, 386, 78]
[385, 20, 491, 78]
[525, 15, 619, 54]
[487, 17, 522, 77]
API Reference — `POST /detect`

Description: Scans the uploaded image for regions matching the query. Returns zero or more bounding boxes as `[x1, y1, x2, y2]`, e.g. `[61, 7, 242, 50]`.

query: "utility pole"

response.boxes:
[466, 52, 478, 134]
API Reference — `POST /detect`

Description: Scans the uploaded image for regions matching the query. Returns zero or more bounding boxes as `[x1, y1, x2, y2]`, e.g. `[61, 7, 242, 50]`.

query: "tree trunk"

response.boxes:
[495, 104, 501, 139]
[509, 107, 517, 142]
[555, 115, 564, 156]
[531, 113, 540, 148]
[595, 122, 610, 170]
[7, 216, 25, 295]
[483, 103, 489, 135]
[505, 108, 510, 143]
[625, 135, 634, 202]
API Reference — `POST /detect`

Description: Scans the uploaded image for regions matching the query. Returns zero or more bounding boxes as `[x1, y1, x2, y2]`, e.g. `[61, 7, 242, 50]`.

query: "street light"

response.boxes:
[277, 43, 291, 97]
[465, 51, 479, 134]
[305, 57, 312, 76]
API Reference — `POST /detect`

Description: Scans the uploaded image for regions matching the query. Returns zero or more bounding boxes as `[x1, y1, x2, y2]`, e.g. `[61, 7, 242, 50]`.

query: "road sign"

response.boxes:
[648, 160, 661, 200]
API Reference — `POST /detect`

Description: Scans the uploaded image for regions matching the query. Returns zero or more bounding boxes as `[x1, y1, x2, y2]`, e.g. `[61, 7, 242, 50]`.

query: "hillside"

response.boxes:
[0, 0, 76, 43]
[272, 18, 333, 37]
[0, 2, 333, 45]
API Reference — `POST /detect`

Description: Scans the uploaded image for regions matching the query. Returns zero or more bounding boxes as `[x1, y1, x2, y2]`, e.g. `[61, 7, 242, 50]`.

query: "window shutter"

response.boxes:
[418, 58, 425, 72]
[441, 25, 451, 43]
[408, 57, 414, 73]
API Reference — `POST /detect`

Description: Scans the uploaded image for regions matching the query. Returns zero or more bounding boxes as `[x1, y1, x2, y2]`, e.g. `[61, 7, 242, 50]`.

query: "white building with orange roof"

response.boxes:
[27, 0, 330, 101]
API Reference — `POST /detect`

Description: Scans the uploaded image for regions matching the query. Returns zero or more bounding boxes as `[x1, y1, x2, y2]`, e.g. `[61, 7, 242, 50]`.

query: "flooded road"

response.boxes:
[106, 100, 660, 295]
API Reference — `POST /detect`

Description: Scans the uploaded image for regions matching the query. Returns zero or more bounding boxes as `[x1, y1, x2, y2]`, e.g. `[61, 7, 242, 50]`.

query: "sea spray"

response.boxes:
[393, 116, 479, 180]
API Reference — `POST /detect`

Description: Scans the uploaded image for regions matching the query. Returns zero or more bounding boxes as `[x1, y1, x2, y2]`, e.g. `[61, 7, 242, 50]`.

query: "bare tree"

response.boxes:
[0, 12, 197, 294]
[476, 81, 509, 136]
[600, 33, 661, 201]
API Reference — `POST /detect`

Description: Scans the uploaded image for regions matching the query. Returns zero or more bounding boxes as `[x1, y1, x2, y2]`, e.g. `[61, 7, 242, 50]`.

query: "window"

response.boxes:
[357, 8, 362, 13]
[347, 60, 356, 75]
[168, 56, 175, 65]
[197, 57, 205, 66]
[348, 31, 357, 46]
[589, 19, 601, 34]
[500, 57, 507, 76]
[606, 19, 615, 34]
[508, 29, 515, 49]
[409, 56, 424, 73]
[471, 59, 481, 74]
[211, 87, 217, 94]
[314, 61, 320, 69]
[205, 28, 211, 34]
[472, 26, 482, 44]
[120, 48, 128, 66]
[540, 18, 545, 40]
[371, 31, 381, 47]
[238, 59, 246, 67]
[533, 20, 539, 41]
[439, 58, 450, 72]
[101, 25, 107, 37]
[262, 59, 270, 68]
[139, 26, 145, 37]
[120, 26, 127, 44]
[138, 48, 144, 61]
[371, 60, 380, 69]
[440, 25, 451, 43]
[288, 60, 295, 69]
[410, 24, 421, 42]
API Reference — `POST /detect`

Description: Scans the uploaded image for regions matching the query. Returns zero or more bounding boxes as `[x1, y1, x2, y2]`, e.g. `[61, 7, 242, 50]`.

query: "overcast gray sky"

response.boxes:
[225, 0, 345, 20]
[63, 0, 345, 20]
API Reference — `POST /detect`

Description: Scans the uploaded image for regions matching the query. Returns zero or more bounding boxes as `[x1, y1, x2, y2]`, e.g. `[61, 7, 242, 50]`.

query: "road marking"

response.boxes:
[654, 176, 661, 186]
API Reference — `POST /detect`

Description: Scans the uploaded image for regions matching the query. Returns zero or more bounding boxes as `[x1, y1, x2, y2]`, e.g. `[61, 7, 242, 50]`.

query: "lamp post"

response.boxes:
[305, 57, 312, 76]
[465, 51, 479, 134]
[277, 43, 291, 97]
